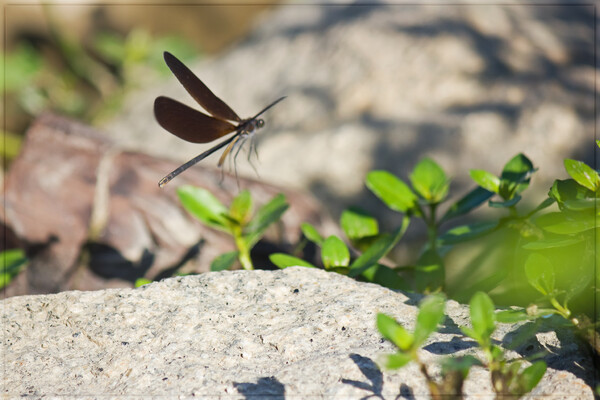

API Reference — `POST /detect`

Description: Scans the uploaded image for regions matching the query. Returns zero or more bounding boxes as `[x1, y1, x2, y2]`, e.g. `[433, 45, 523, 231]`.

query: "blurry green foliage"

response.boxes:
[3, 29, 195, 124]
[270, 213, 409, 290]
[134, 277, 152, 288]
[0, 249, 28, 290]
[177, 186, 288, 271]
[2, 26, 196, 163]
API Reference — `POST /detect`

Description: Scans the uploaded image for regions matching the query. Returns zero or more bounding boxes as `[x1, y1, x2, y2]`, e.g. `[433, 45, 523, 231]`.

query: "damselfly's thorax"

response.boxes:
[239, 118, 265, 135]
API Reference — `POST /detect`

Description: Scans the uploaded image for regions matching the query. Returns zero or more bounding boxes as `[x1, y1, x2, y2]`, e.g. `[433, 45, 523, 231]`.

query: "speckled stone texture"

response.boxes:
[2, 267, 594, 398]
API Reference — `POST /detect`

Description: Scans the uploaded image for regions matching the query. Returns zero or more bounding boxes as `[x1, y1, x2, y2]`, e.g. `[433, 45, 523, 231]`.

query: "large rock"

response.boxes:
[104, 3, 595, 220]
[2, 268, 594, 398]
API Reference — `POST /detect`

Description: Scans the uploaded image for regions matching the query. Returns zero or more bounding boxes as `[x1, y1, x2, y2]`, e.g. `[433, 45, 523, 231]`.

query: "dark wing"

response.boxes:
[163, 51, 241, 122]
[154, 96, 237, 143]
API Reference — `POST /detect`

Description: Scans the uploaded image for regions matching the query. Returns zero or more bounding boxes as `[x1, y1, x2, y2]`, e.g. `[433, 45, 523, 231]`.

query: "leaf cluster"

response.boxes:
[378, 292, 546, 399]
[3, 24, 196, 163]
[177, 186, 288, 271]
[143, 145, 597, 395]
[0, 249, 28, 290]
[270, 211, 409, 289]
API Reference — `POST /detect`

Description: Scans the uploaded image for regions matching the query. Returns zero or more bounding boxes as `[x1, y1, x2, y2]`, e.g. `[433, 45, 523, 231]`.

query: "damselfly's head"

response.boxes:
[246, 118, 265, 133]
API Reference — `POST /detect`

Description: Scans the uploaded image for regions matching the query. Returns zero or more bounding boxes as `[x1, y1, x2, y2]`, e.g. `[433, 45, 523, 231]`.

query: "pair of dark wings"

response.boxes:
[154, 51, 242, 144]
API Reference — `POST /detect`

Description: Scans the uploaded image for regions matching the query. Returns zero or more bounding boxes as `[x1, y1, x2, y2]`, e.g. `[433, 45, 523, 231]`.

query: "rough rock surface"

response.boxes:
[2, 268, 594, 398]
[104, 3, 595, 219]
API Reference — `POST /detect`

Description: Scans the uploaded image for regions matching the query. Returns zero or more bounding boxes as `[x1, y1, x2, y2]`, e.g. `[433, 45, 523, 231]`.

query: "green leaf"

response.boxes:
[340, 207, 378, 240]
[415, 249, 445, 293]
[377, 313, 414, 350]
[0, 249, 28, 290]
[528, 197, 556, 217]
[467, 292, 496, 346]
[460, 326, 479, 342]
[210, 251, 239, 271]
[93, 32, 126, 64]
[564, 159, 600, 192]
[495, 309, 532, 323]
[440, 355, 481, 377]
[244, 194, 289, 248]
[366, 171, 418, 214]
[410, 158, 449, 203]
[3, 43, 43, 92]
[1, 249, 27, 273]
[348, 235, 381, 253]
[563, 198, 600, 211]
[361, 264, 408, 290]
[535, 212, 597, 234]
[379, 352, 413, 370]
[522, 237, 582, 250]
[177, 185, 228, 231]
[0, 273, 11, 289]
[322, 235, 350, 269]
[301, 223, 324, 246]
[413, 294, 446, 347]
[438, 221, 498, 245]
[549, 179, 593, 207]
[564, 270, 593, 301]
[469, 170, 500, 194]
[441, 186, 494, 222]
[524, 253, 555, 295]
[229, 190, 252, 223]
[526, 308, 562, 319]
[1, 249, 27, 271]
[519, 361, 547, 393]
[499, 153, 535, 198]
[134, 278, 152, 287]
[269, 253, 316, 269]
[489, 195, 521, 208]
[500, 153, 535, 179]
[348, 218, 409, 277]
[0, 131, 23, 162]
[489, 344, 504, 363]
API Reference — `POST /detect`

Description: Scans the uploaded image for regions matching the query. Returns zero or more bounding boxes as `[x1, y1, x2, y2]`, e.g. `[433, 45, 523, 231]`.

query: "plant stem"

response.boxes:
[549, 297, 570, 318]
[426, 203, 439, 250]
[233, 227, 254, 270]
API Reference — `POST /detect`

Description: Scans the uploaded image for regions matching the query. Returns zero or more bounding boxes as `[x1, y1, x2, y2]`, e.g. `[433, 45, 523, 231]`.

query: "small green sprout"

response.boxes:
[178, 185, 288, 271]
[461, 292, 547, 398]
[378, 292, 546, 399]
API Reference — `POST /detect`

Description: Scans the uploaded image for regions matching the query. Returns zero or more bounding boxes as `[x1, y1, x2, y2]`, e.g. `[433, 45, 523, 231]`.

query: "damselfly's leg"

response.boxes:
[249, 134, 259, 162]
[219, 165, 225, 185]
[233, 135, 247, 166]
[245, 133, 260, 176]
[232, 135, 251, 188]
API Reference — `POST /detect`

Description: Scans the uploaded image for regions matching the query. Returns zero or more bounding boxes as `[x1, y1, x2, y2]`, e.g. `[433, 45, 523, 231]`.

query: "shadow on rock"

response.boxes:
[233, 376, 285, 400]
[341, 353, 384, 399]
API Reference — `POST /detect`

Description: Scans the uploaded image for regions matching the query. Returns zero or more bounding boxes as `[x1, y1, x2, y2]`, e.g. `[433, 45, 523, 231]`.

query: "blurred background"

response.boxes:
[2, 2, 271, 147]
[1, 2, 596, 303]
